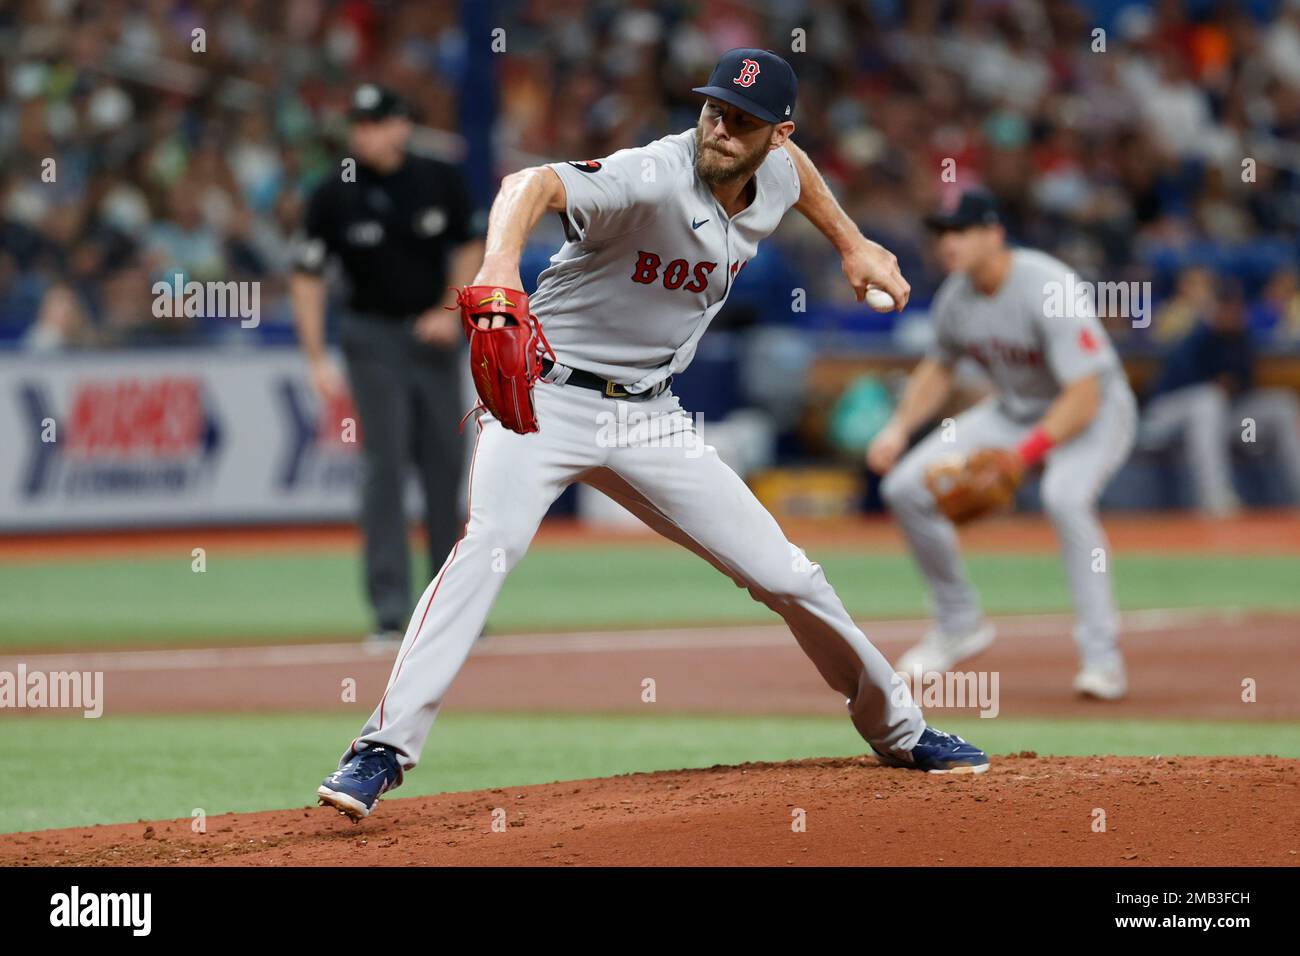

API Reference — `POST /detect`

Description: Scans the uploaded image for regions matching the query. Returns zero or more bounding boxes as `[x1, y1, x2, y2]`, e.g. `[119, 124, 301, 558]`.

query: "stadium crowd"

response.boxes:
[2, 0, 1300, 351]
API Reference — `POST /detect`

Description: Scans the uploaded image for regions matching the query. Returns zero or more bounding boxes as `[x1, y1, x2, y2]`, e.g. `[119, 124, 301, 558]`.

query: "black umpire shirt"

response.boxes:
[294, 153, 475, 318]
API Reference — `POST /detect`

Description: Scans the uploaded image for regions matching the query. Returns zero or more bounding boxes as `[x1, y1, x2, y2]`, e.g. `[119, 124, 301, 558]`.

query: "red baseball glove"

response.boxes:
[924, 448, 1024, 525]
[452, 285, 554, 434]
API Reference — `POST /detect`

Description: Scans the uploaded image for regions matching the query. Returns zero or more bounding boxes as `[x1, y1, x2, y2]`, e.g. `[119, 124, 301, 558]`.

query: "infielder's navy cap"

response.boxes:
[692, 48, 796, 124]
[349, 83, 409, 122]
[925, 190, 1002, 231]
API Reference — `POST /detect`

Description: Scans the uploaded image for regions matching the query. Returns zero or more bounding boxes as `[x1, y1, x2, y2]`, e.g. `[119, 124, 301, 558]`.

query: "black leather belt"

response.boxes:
[541, 358, 670, 401]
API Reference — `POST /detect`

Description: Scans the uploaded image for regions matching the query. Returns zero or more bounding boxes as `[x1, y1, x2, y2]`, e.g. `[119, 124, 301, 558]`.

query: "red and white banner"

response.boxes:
[0, 349, 371, 530]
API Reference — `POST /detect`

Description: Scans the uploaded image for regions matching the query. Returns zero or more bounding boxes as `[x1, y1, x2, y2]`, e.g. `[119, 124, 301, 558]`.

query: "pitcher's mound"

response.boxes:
[6, 755, 1297, 867]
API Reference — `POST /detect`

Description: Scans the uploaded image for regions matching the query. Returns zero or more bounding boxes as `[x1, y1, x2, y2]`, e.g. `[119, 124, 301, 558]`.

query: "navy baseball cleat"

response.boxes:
[317, 746, 404, 820]
[871, 727, 990, 775]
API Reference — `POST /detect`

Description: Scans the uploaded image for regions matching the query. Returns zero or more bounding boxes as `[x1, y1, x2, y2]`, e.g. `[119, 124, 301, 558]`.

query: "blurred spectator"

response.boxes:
[147, 183, 227, 284]
[1265, 2, 1300, 89]
[1250, 269, 1300, 342]
[1151, 266, 1216, 344]
[23, 282, 95, 351]
[1140, 282, 1300, 515]
[1, 0, 1299, 353]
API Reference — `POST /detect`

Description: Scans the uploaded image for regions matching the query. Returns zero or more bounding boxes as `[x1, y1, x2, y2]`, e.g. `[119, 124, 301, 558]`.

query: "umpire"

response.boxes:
[290, 84, 482, 641]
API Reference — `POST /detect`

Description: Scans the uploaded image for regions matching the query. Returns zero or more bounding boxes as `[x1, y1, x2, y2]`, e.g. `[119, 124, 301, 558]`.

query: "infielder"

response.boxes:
[318, 49, 990, 821]
[867, 192, 1136, 700]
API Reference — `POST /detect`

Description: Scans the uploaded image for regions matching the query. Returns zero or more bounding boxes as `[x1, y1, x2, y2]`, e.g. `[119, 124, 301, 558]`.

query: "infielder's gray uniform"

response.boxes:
[881, 249, 1136, 672]
[343, 130, 926, 769]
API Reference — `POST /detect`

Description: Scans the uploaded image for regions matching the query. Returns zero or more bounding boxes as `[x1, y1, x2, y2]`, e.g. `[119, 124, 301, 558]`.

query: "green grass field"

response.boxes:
[4, 542, 1297, 835]
[3, 545, 1300, 648]
[5, 711, 1297, 834]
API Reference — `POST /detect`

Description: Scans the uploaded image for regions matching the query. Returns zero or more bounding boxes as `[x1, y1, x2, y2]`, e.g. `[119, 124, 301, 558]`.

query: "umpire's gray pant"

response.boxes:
[341, 311, 466, 632]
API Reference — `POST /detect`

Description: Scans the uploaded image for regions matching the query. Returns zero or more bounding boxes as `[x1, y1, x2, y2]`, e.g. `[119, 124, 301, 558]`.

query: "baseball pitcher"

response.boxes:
[867, 191, 1137, 701]
[318, 49, 990, 822]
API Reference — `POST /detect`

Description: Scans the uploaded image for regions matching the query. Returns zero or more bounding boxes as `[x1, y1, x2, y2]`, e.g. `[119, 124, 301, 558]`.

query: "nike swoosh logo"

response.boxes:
[692, 217, 709, 230]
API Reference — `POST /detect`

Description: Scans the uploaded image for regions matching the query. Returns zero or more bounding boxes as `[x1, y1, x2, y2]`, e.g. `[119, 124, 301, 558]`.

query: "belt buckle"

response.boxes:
[604, 379, 629, 399]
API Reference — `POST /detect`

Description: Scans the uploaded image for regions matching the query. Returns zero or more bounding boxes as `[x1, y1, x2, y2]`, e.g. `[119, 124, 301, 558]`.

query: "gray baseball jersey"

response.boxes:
[886, 246, 1138, 677]
[928, 248, 1129, 421]
[531, 129, 801, 393]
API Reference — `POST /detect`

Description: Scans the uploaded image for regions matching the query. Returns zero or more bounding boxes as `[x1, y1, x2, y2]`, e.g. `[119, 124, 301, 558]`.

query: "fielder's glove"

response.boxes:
[452, 285, 555, 435]
[924, 448, 1024, 525]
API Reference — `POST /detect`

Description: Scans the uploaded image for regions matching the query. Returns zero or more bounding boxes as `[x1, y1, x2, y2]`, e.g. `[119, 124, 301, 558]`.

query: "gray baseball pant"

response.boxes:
[343, 379, 925, 769]
[880, 389, 1137, 672]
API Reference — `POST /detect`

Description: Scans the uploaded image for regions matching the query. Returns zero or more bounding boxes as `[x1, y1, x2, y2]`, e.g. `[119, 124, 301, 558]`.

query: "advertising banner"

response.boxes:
[0, 349, 366, 530]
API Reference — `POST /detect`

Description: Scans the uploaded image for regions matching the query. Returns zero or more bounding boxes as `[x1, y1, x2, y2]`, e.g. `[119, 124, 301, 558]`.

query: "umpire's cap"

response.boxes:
[925, 191, 1002, 231]
[692, 48, 796, 124]
[349, 84, 410, 122]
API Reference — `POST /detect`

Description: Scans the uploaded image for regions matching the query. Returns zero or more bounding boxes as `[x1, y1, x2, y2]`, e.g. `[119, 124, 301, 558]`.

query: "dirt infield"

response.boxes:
[4, 755, 1295, 867]
[4, 610, 1295, 721]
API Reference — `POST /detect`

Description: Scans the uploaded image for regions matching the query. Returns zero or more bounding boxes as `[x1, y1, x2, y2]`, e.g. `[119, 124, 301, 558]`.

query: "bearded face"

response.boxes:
[694, 107, 775, 187]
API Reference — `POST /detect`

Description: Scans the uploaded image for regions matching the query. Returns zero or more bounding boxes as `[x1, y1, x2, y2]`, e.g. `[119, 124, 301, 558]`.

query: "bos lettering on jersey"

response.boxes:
[534, 129, 802, 391]
[964, 338, 1046, 369]
[630, 252, 717, 292]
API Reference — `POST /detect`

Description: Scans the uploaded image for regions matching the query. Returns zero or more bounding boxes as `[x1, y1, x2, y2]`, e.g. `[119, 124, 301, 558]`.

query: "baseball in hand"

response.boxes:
[865, 287, 896, 312]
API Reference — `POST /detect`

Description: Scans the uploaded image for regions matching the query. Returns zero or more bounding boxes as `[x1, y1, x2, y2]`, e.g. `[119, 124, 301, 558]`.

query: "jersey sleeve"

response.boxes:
[925, 278, 964, 367]
[291, 182, 334, 275]
[1035, 272, 1118, 386]
[773, 145, 802, 209]
[546, 133, 688, 243]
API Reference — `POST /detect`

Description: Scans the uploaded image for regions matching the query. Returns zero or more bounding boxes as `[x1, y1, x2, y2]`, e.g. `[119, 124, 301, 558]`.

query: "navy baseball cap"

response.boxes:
[925, 190, 1002, 231]
[349, 84, 410, 122]
[692, 48, 797, 124]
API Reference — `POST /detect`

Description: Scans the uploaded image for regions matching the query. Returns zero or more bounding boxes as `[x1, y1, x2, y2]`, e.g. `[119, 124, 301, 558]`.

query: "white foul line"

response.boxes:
[0, 608, 1244, 675]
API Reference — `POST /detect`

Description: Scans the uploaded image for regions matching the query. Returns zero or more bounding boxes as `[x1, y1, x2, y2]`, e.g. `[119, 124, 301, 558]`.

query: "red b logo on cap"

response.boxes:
[733, 59, 760, 87]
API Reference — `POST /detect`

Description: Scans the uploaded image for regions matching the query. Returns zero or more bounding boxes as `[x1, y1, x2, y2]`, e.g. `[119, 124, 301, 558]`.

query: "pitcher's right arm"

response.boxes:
[471, 167, 568, 291]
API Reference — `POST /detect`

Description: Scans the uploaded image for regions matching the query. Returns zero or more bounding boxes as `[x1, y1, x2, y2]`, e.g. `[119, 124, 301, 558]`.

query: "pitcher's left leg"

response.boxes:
[605, 408, 927, 757]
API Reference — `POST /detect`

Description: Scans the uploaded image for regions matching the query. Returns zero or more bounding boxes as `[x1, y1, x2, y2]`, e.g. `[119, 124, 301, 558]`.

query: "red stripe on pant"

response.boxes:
[348, 418, 486, 760]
